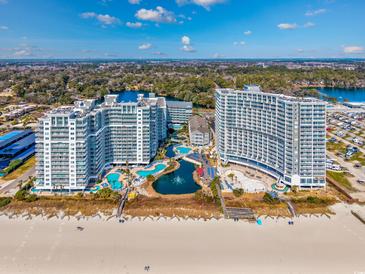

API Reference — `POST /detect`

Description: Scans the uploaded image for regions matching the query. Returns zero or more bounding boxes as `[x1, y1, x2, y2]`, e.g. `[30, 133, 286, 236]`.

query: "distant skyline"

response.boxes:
[0, 0, 364, 59]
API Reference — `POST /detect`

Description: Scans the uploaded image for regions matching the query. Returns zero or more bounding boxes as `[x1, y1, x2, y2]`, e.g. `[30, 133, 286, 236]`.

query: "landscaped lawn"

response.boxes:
[327, 170, 355, 191]
[2, 156, 36, 181]
[349, 152, 365, 166]
[326, 141, 346, 153]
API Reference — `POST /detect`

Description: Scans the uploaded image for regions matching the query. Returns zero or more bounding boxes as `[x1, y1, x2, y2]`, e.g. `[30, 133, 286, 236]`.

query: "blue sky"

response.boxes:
[0, 0, 364, 59]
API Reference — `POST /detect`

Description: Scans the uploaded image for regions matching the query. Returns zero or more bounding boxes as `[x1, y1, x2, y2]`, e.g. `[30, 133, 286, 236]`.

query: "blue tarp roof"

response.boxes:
[0, 145, 35, 170]
[14, 146, 35, 161]
[0, 133, 35, 156]
[0, 129, 33, 149]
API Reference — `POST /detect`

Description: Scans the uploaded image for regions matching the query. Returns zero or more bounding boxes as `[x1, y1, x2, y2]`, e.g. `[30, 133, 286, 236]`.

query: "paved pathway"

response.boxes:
[0, 166, 35, 195]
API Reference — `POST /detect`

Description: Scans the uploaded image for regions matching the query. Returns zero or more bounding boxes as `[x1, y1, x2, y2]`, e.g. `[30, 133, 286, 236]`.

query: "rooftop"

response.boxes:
[42, 94, 167, 119]
[217, 88, 325, 104]
[166, 100, 193, 108]
[0, 130, 33, 149]
[189, 115, 210, 133]
[0, 133, 35, 156]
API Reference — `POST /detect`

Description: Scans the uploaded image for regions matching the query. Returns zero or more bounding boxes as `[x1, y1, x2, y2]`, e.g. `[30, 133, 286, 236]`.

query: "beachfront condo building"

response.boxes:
[166, 101, 193, 125]
[35, 94, 167, 191]
[215, 85, 326, 189]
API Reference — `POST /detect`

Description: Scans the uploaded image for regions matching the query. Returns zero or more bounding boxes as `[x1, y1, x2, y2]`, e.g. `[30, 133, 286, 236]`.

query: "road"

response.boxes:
[0, 166, 35, 195]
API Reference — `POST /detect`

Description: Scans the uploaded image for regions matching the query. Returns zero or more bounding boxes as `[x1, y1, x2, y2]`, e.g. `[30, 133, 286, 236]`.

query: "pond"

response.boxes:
[319, 87, 365, 102]
[110, 90, 182, 103]
[166, 145, 176, 158]
[152, 160, 201, 195]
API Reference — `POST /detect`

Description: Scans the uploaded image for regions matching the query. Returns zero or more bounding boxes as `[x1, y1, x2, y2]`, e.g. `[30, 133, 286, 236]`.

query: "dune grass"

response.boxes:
[327, 171, 355, 191]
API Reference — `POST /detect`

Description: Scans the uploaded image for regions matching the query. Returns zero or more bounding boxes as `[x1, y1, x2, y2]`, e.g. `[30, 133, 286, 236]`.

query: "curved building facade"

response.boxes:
[215, 86, 326, 189]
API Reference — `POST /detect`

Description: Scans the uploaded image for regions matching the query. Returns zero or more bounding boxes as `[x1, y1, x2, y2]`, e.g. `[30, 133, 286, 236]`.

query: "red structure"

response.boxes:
[197, 167, 204, 177]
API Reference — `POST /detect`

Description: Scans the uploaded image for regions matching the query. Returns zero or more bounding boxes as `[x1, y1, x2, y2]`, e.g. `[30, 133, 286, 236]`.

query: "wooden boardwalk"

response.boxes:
[225, 207, 256, 220]
[117, 188, 129, 218]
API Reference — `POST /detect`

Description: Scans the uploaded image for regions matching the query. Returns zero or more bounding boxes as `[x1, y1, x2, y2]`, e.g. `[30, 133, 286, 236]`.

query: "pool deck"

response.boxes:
[218, 164, 275, 193]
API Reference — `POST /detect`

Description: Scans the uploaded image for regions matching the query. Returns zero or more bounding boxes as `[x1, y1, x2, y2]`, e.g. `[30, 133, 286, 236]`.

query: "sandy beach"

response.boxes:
[0, 203, 364, 274]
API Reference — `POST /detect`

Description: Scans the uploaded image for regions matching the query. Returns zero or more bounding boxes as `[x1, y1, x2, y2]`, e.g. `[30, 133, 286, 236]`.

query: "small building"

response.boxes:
[2, 105, 36, 121]
[166, 100, 192, 125]
[189, 115, 211, 146]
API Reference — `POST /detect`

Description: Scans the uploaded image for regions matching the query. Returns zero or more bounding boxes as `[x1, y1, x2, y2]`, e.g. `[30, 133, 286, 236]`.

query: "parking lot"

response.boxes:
[326, 110, 365, 200]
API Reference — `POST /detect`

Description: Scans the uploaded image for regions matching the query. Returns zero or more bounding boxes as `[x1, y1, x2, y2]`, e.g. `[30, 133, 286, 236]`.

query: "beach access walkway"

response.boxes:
[225, 207, 255, 220]
[117, 188, 129, 218]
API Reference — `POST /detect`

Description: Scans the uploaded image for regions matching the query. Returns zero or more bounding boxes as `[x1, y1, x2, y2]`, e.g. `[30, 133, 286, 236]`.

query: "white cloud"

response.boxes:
[138, 43, 152, 50]
[181, 35, 190, 46]
[343, 46, 364, 54]
[244, 30, 252, 35]
[128, 0, 141, 4]
[100, 0, 112, 4]
[181, 35, 196, 52]
[126, 22, 142, 28]
[14, 49, 33, 57]
[152, 51, 167, 56]
[305, 8, 327, 16]
[135, 6, 176, 23]
[0, 26, 8, 30]
[176, 0, 226, 10]
[80, 12, 119, 25]
[303, 22, 315, 28]
[233, 41, 245, 46]
[213, 53, 224, 58]
[181, 45, 195, 52]
[0, 43, 51, 58]
[277, 23, 298, 30]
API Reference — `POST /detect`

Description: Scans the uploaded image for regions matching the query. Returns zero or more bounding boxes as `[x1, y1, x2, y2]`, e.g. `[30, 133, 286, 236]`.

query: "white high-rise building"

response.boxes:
[35, 94, 167, 191]
[215, 85, 326, 189]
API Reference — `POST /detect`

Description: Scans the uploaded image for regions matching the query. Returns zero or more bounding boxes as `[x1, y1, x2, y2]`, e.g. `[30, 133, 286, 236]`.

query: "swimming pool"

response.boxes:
[90, 185, 102, 193]
[137, 164, 167, 177]
[106, 173, 123, 190]
[170, 124, 183, 131]
[175, 146, 191, 155]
